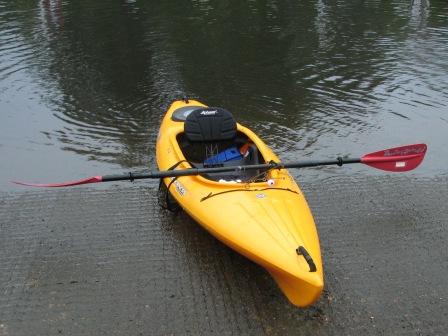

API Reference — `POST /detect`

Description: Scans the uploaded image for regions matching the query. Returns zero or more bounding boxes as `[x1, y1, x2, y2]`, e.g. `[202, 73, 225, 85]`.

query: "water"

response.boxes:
[1, 0, 447, 190]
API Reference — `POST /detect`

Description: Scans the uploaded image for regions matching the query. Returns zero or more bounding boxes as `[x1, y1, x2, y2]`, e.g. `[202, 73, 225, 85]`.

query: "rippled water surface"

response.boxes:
[1, 0, 447, 190]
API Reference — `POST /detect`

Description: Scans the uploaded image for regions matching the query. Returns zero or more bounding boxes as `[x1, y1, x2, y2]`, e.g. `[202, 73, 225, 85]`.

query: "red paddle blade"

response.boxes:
[361, 144, 427, 172]
[12, 176, 103, 187]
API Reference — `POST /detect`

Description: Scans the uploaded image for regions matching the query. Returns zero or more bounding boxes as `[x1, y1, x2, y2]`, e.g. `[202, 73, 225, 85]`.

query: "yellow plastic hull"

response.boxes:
[156, 100, 323, 307]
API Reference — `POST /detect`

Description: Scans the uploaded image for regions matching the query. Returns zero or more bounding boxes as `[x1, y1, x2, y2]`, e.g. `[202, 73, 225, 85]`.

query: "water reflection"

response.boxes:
[34, 0, 186, 166]
[0, 0, 447, 187]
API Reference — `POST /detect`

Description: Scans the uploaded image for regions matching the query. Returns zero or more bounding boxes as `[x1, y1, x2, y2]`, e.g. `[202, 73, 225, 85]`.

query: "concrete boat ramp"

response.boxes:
[1, 175, 447, 335]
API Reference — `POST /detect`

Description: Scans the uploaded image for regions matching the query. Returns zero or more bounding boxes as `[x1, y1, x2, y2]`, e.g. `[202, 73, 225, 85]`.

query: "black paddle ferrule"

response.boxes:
[129, 172, 134, 182]
[296, 246, 317, 272]
[337, 157, 343, 166]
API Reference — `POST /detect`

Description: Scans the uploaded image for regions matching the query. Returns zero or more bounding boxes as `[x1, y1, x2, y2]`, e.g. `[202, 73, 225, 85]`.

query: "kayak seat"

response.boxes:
[178, 107, 265, 182]
[184, 107, 237, 142]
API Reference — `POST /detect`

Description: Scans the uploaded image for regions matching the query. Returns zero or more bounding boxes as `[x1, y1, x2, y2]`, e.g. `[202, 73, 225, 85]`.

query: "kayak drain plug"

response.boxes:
[296, 246, 317, 272]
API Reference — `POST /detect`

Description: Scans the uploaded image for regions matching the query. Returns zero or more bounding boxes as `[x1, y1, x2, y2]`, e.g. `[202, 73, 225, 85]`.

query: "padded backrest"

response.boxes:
[184, 107, 237, 142]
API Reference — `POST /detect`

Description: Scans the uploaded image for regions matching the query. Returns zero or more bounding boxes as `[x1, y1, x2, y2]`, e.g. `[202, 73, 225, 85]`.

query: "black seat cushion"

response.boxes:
[184, 107, 237, 142]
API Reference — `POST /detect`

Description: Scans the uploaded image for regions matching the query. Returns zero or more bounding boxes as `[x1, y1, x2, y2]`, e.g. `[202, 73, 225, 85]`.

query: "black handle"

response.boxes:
[296, 246, 317, 272]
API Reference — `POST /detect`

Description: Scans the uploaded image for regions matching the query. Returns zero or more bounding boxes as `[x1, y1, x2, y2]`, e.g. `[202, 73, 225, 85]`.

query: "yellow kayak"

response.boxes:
[15, 100, 427, 306]
[156, 99, 323, 307]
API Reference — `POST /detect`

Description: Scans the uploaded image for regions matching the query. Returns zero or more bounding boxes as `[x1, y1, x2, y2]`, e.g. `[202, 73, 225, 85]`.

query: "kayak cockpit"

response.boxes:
[177, 132, 265, 182]
[175, 107, 267, 182]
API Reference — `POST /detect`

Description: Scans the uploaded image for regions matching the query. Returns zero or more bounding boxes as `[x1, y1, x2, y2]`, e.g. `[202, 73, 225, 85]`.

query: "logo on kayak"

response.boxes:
[256, 193, 266, 199]
[200, 110, 218, 116]
[173, 179, 186, 196]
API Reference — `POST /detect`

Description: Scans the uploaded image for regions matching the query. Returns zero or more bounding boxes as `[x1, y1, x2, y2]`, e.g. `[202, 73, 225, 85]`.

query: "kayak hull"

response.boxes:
[156, 100, 323, 307]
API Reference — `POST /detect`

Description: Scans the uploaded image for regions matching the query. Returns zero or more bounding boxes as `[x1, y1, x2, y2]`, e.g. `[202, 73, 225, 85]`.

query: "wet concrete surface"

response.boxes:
[0, 175, 447, 335]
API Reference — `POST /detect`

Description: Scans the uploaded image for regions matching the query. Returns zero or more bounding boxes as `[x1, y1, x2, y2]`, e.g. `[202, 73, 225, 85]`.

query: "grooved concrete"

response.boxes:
[0, 176, 447, 335]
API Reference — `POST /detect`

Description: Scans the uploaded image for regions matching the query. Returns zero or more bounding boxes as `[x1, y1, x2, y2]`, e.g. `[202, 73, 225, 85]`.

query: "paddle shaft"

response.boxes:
[101, 158, 362, 182]
[12, 143, 426, 187]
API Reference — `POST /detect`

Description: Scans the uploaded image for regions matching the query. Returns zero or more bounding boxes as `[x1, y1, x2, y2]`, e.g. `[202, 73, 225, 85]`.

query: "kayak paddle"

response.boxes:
[13, 143, 427, 188]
